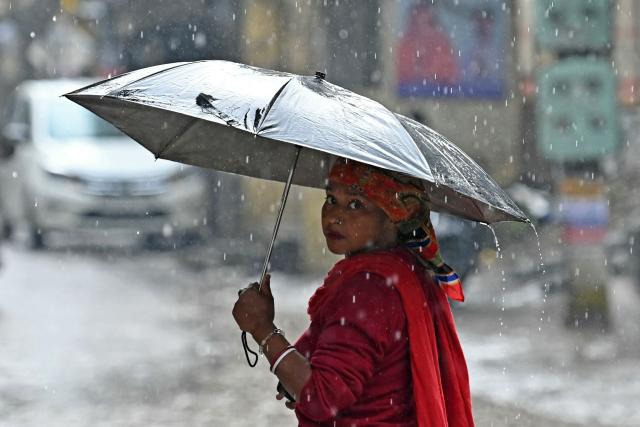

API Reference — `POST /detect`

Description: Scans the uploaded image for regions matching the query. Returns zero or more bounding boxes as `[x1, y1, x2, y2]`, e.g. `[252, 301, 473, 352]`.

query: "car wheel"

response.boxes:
[21, 207, 45, 250]
[20, 189, 46, 250]
[25, 224, 46, 250]
[1, 220, 13, 240]
[632, 230, 640, 290]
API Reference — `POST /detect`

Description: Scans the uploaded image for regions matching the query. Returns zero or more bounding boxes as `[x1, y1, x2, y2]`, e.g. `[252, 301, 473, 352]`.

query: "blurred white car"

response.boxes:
[0, 79, 209, 248]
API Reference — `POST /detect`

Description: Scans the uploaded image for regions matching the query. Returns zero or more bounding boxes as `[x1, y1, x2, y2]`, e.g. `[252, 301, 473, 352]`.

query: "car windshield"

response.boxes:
[47, 98, 123, 140]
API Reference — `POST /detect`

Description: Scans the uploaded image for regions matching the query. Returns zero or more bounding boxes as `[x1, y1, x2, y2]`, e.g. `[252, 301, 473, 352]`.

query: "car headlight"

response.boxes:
[44, 169, 83, 184]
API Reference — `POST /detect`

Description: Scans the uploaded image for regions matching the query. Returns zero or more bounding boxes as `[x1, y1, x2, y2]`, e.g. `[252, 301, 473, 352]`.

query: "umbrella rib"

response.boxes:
[391, 119, 433, 180]
[255, 78, 293, 133]
[416, 136, 484, 204]
[105, 61, 204, 97]
[470, 199, 489, 223]
[397, 114, 484, 198]
[66, 72, 139, 96]
[155, 118, 198, 159]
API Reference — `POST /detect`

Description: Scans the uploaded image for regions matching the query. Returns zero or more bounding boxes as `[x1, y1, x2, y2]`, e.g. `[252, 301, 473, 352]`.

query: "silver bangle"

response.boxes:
[270, 347, 297, 374]
[259, 328, 285, 355]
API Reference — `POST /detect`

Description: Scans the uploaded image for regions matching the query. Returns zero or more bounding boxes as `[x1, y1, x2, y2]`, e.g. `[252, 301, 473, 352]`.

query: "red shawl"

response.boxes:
[308, 249, 474, 427]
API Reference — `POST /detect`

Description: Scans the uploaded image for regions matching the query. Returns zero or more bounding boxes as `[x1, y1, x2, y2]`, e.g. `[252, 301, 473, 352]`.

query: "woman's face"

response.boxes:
[321, 180, 399, 256]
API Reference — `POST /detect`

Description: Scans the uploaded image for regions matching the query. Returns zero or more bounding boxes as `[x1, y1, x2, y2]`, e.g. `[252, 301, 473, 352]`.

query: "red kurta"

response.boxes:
[293, 248, 473, 427]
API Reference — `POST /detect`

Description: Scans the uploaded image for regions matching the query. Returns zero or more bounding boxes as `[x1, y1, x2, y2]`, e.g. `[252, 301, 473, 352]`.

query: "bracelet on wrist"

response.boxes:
[270, 345, 296, 374]
[259, 327, 285, 355]
[267, 343, 293, 366]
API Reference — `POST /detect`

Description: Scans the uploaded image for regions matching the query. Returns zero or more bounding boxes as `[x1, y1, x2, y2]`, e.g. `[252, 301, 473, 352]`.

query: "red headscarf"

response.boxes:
[328, 158, 464, 301]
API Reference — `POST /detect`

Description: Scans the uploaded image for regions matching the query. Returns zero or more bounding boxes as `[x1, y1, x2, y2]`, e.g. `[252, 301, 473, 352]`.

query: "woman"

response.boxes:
[233, 159, 474, 426]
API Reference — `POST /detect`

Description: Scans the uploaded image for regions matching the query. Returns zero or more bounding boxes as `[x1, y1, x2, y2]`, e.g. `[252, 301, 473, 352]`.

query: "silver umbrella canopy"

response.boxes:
[65, 60, 527, 225]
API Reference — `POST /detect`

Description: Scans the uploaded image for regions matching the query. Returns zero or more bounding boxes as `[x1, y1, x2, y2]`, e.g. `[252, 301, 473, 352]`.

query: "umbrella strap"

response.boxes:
[241, 331, 259, 367]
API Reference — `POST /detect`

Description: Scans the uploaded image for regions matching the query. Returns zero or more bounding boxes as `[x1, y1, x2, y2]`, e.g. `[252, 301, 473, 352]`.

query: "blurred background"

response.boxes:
[0, 0, 638, 426]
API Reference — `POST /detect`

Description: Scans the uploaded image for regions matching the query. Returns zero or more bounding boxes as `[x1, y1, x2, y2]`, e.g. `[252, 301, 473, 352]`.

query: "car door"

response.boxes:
[0, 92, 31, 225]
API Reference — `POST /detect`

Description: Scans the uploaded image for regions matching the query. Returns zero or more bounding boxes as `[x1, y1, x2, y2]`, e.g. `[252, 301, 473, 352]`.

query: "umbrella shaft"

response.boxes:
[259, 146, 301, 288]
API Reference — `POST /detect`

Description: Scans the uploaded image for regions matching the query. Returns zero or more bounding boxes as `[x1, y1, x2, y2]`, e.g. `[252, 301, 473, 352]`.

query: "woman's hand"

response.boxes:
[232, 274, 275, 340]
[276, 392, 296, 410]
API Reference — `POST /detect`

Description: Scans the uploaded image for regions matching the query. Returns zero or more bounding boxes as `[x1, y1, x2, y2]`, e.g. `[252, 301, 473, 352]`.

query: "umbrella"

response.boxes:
[65, 60, 527, 364]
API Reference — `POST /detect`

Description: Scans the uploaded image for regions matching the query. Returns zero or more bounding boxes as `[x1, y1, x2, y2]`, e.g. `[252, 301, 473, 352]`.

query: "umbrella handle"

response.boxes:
[242, 146, 302, 367]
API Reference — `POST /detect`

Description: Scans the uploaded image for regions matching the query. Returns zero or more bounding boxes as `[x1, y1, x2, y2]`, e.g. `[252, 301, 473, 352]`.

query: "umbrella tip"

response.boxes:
[315, 71, 326, 80]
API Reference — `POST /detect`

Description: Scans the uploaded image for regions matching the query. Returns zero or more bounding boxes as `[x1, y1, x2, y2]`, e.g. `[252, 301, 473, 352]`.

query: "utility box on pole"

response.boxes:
[536, 0, 613, 52]
[536, 59, 619, 161]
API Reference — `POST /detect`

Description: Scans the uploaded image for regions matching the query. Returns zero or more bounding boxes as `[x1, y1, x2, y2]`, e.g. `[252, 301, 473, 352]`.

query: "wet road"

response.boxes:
[0, 240, 637, 426]
[1, 245, 188, 425]
[0, 242, 299, 427]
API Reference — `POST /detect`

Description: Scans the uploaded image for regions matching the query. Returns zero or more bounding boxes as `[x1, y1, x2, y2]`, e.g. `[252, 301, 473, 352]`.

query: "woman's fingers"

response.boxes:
[276, 392, 295, 409]
[276, 393, 295, 410]
[237, 281, 259, 296]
